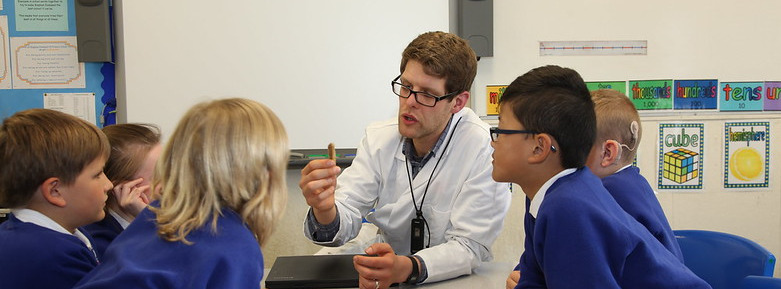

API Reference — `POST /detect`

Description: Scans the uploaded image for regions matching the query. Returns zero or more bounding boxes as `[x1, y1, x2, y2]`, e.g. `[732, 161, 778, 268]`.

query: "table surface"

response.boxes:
[262, 262, 514, 289]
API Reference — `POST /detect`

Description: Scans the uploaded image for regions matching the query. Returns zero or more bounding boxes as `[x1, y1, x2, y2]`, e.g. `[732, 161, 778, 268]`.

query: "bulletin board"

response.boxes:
[0, 0, 113, 127]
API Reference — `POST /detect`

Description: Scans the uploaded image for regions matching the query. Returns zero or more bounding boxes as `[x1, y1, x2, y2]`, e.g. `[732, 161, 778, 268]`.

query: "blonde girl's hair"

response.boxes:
[153, 98, 288, 246]
[591, 89, 642, 164]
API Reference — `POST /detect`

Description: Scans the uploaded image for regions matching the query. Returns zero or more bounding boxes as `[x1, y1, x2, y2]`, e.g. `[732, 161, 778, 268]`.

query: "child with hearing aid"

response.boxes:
[491, 65, 710, 289]
[0, 109, 113, 289]
[585, 89, 683, 260]
[75, 98, 288, 289]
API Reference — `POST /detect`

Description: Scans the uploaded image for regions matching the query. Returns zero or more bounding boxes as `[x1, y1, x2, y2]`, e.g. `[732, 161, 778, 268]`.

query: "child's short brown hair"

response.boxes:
[0, 109, 110, 207]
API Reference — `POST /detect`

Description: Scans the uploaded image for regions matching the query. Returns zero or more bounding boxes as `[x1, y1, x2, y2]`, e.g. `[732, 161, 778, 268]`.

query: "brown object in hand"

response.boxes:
[328, 143, 336, 161]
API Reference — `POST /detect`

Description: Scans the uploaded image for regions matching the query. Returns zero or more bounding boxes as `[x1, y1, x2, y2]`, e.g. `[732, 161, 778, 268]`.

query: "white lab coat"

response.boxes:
[304, 108, 511, 283]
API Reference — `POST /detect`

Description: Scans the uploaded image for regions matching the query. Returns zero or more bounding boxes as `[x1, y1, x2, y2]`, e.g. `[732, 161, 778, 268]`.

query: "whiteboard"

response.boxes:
[115, 0, 449, 149]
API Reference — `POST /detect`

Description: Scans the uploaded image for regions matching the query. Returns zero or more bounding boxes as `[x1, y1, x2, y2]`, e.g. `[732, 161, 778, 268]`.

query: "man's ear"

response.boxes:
[40, 177, 67, 207]
[601, 140, 621, 167]
[450, 91, 469, 114]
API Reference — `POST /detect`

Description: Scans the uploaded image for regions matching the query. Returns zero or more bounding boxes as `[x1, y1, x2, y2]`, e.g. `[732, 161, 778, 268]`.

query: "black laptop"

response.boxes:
[265, 254, 360, 289]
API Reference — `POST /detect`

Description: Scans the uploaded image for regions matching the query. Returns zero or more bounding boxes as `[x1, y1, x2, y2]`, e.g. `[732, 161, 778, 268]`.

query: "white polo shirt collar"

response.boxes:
[529, 168, 577, 218]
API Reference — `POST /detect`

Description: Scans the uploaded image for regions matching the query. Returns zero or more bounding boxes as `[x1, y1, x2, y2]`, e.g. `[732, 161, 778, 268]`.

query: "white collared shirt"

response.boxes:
[11, 208, 95, 251]
[615, 164, 631, 174]
[529, 168, 577, 218]
[108, 209, 131, 229]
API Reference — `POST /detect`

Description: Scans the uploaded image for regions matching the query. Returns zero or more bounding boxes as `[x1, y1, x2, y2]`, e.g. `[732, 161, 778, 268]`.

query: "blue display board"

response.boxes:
[0, 0, 114, 126]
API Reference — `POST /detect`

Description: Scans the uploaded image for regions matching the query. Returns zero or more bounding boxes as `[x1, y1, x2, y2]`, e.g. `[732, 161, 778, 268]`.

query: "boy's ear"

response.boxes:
[529, 134, 556, 164]
[601, 140, 621, 167]
[40, 177, 67, 207]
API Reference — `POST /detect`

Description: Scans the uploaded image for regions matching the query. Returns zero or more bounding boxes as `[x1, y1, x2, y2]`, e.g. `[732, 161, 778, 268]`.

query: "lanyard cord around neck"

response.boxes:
[405, 116, 463, 218]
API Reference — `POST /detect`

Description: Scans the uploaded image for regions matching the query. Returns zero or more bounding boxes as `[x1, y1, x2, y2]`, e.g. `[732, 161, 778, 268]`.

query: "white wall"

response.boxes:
[114, 0, 449, 149]
[116, 0, 781, 275]
[468, 0, 781, 276]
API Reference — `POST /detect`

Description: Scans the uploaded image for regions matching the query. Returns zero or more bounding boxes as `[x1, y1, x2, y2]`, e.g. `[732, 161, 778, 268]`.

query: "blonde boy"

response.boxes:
[585, 89, 683, 259]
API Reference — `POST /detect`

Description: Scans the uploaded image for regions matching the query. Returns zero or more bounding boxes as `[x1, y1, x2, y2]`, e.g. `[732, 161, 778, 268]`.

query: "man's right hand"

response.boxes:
[300, 159, 341, 224]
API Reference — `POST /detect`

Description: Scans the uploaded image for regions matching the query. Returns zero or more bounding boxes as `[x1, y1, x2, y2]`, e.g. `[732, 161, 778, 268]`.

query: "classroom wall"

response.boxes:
[467, 0, 781, 275]
[115, 0, 781, 276]
[114, 0, 449, 149]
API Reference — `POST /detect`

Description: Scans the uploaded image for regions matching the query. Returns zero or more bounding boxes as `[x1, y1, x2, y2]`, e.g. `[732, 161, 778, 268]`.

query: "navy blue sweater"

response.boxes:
[602, 166, 683, 261]
[516, 168, 710, 289]
[82, 214, 124, 258]
[75, 203, 264, 289]
[0, 214, 99, 289]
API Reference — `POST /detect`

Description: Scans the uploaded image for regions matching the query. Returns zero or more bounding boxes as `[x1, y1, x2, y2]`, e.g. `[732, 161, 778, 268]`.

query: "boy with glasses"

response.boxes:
[299, 31, 510, 289]
[491, 65, 710, 289]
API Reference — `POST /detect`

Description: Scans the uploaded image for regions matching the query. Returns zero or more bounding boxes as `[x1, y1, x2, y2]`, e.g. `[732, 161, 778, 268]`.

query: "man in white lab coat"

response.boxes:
[300, 31, 510, 289]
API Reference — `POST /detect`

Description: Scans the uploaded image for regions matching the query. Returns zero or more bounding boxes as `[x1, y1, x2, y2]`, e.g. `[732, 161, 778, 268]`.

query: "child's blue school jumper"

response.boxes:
[516, 168, 710, 289]
[82, 214, 124, 258]
[602, 166, 683, 261]
[75, 203, 264, 289]
[0, 214, 99, 289]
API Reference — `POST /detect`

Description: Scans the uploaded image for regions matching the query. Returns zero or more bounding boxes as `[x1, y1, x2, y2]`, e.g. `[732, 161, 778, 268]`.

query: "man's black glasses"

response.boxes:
[391, 75, 459, 107]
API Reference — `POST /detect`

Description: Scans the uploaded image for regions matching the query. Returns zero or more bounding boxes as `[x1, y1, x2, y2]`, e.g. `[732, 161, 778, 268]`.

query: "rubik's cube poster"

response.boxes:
[658, 123, 704, 189]
[724, 122, 770, 188]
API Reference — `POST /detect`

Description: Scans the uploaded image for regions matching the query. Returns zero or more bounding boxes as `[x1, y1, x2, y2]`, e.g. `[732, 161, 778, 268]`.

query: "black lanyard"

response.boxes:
[405, 116, 462, 253]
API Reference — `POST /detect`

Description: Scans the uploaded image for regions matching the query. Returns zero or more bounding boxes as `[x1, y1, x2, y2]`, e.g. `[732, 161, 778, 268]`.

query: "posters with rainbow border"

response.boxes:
[723, 122, 770, 188]
[658, 123, 704, 190]
[488, 80, 781, 115]
[766, 81, 781, 111]
[719, 82, 764, 111]
[485, 85, 506, 116]
[586, 81, 627, 95]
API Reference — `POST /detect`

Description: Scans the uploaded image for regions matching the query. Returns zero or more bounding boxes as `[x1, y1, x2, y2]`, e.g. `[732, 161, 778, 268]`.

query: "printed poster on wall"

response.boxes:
[719, 82, 763, 111]
[586, 81, 627, 95]
[658, 123, 704, 190]
[724, 122, 770, 188]
[43, 92, 96, 124]
[10, 36, 85, 89]
[673, 79, 718, 110]
[486, 85, 506, 116]
[0, 15, 10, 89]
[765, 82, 781, 111]
[629, 80, 673, 111]
[14, 0, 68, 31]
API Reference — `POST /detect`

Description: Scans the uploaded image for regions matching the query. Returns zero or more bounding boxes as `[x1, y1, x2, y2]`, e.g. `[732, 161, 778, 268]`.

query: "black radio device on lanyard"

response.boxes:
[405, 116, 462, 254]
